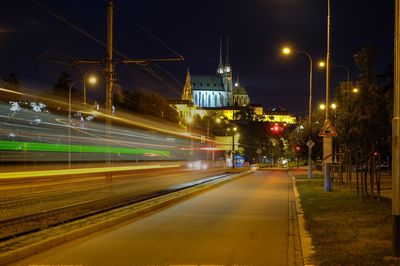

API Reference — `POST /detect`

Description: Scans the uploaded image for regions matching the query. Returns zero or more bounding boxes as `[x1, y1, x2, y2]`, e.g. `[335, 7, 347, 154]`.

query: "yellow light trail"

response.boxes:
[0, 164, 181, 180]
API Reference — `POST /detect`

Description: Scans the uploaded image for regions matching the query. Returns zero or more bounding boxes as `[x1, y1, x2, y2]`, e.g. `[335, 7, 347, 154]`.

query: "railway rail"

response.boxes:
[0, 173, 232, 242]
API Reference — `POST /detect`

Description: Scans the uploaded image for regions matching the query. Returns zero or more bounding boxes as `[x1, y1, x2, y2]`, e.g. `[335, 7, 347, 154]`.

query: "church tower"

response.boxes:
[182, 68, 193, 102]
[223, 37, 233, 106]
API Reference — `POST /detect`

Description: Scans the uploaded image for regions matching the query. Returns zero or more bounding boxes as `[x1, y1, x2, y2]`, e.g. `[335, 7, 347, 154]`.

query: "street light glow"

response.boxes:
[319, 61, 326, 68]
[282, 47, 291, 55]
[185, 116, 193, 124]
[352, 87, 359, 93]
[319, 104, 326, 110]
[87, 75, 97, 85]
[331, 103, 337, 109]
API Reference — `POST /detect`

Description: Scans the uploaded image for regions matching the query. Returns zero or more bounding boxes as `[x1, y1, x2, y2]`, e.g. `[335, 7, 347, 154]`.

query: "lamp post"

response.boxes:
[320, 61, 350, 87]
[320, 0, 333, 192]
[68, 75, 97, 168]
[83, 73, 98, 105]
[185, 116, 194, 158]
[227, 126, 237, 169]
[209, 116, 222, 167]
[282, 46, 314, 178]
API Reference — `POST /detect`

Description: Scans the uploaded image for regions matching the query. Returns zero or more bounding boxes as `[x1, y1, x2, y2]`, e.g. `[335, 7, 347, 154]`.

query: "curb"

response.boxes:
[0, 170, 254, 266]
[289, 172, 315, 266]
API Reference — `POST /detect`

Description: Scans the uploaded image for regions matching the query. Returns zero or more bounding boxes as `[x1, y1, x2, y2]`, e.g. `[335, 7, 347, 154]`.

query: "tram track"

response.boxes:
[0, 173, 232, 242]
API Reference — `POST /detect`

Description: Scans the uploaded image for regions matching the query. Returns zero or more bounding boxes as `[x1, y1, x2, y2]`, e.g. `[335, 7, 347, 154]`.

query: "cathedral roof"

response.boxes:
[191, 75, 225, 91]
[233, 86, 248, 95]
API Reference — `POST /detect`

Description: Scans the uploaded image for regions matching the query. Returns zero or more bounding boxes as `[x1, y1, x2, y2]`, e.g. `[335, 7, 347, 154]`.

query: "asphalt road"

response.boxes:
[14, 170, 292, 265]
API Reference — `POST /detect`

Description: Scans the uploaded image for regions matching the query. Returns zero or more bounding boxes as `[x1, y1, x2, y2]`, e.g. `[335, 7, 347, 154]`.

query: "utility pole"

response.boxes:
[323, 0, 333, 192]
[393, 0, 400, 257]
[106, 0, 114, 165]
[47, 0, 183, 167]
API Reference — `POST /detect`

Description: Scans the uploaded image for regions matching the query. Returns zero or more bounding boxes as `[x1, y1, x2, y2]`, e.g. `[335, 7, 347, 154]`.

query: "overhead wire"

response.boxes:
[31, 0, 182, 96]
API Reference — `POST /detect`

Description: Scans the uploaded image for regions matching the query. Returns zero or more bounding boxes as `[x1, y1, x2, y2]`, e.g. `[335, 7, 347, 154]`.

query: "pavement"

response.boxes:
[12, 170, 300, 266]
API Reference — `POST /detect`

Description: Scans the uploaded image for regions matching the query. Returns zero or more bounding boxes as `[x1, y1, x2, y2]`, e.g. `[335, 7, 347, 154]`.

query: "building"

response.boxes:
[173, 39, 296, 126]
[181, 38, 249, 108]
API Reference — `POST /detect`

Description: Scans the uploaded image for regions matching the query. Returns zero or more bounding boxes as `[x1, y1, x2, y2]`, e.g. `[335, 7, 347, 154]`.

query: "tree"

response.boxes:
[52, 72, 77, 99]
[1, 73, 20, 91]
[114, 89, 179, 123]
[331, 47, 392, 160]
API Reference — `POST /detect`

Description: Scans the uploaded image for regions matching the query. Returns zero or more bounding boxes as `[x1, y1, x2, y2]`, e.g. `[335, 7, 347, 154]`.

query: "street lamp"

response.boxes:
[68, 74, 98, 168]
[83, 73, 98, 105]
[282, 45, 314, 178]
[185, 116, 194, 157]
[226, 126, 238, 169]
[319, 60, 350, 89]
[322, 0, 333, 192]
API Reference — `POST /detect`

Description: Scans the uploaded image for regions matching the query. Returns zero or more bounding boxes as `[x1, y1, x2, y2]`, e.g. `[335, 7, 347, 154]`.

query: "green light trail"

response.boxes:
[0, 140, 170, 156]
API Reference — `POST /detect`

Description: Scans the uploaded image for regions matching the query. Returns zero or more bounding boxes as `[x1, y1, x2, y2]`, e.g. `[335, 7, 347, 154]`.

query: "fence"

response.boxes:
[330, 151, 382, 201]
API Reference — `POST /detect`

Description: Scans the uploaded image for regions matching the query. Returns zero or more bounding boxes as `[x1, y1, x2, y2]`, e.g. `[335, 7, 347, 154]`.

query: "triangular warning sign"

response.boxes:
[318, 120, 338, 137]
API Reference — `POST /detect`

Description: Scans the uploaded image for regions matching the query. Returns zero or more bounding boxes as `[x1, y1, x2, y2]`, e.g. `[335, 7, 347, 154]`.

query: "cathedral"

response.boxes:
[182, 39, 250, 108]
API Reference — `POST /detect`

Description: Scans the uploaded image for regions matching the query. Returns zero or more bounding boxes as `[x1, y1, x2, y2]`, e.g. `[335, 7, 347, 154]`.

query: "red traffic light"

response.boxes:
[270, 123, 284, 134]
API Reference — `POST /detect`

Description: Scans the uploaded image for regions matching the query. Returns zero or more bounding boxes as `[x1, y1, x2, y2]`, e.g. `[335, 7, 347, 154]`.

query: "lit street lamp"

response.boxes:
[185, 116, 194, 157]
[68, 75, 97, 168]
[319, 61, 350, 86]
[282, 46, 315, 178]
[83, 73, 98, 105]
[227, 126, 238, 169]
[322, 0, 333, 192]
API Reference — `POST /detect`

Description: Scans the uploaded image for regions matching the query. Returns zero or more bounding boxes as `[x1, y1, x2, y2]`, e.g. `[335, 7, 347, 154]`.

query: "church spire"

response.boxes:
[236, 72, 240, 87]
[225, 36, 230, 65]
[217, 38, 224, 74]
[182, 68, 193, 101]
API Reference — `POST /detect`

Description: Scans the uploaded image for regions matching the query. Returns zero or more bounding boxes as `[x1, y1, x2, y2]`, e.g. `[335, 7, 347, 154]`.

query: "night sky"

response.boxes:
[0, 0, 394, 117]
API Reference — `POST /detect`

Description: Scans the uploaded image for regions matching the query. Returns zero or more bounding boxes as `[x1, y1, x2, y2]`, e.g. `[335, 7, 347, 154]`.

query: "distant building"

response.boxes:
[172, 39, 296, 126]
[181, 38, 249, 108]
[263, 109, 297, 124]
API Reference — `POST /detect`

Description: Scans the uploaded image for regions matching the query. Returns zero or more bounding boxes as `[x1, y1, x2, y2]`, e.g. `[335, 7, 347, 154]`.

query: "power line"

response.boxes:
[115, 5, 183, 59]
[32, 0, 183, 95]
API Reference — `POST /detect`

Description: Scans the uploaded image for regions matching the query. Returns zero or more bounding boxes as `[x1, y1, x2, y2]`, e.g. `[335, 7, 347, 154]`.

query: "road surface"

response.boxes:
[13, 170, 295, 265]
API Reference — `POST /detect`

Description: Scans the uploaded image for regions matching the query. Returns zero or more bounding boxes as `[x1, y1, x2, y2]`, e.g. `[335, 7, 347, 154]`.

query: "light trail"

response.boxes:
[0, 164, 181, 179]
[0, 140, 170, 156]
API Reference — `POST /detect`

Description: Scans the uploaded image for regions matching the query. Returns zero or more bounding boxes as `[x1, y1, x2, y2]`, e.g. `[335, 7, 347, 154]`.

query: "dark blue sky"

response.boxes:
[0, 0, 394, 116]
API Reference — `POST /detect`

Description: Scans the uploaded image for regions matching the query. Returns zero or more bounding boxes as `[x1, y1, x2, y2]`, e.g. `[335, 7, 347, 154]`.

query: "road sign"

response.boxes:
[306, 140, 315, 148]
[318, 120, 338, 137]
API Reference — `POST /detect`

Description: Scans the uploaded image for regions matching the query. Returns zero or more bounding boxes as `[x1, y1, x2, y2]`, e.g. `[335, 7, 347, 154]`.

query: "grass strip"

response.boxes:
[295, 173, 392, 265]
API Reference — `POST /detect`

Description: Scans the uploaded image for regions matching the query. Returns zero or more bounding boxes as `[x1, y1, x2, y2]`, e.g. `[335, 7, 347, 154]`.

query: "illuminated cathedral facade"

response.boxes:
[181, 39, 250, 108]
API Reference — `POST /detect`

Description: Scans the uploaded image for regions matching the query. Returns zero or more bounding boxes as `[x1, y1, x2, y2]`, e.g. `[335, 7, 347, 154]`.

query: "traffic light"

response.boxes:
[270, 123, 284, 135]
[295, 146, 301, 152]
